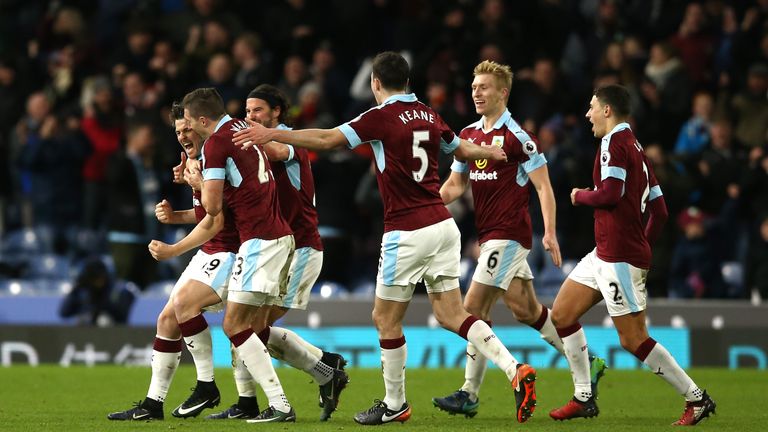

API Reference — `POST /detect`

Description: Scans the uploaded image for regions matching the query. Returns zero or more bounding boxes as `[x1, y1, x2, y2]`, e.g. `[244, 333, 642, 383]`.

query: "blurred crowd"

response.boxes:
[0, 0, 767, 301]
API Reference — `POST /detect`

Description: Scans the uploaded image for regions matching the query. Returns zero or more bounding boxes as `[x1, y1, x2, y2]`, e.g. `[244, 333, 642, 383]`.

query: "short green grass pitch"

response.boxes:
[0, 366, 765, 431]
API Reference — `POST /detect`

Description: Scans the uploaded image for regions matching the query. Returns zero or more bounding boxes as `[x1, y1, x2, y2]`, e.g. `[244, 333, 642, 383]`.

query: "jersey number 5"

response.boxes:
[412, 130, 429, 182]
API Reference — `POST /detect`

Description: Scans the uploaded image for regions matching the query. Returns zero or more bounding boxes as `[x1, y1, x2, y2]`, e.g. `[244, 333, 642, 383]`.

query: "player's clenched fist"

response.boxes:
[148, 239, 176, 261]
[155, 199, 174, 224]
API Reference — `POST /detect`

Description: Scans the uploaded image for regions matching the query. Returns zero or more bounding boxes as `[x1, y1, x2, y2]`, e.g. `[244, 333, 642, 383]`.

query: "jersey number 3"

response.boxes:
[411, 130, 429, 182]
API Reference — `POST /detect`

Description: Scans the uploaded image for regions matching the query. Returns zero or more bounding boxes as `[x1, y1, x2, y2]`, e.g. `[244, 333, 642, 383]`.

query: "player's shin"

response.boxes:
[268, 326, 333, 385]
[179, 314, 214, 382]
[380, 336, 407, 409]
[557, 323, 592, 401]
[634, 337, 703, 402]
[147, 336, 182, 403]
[229, 328, 291, 413]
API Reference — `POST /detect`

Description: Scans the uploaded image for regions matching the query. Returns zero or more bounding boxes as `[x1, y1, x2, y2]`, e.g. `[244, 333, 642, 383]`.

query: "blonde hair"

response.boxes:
[473, 60, 513, 92]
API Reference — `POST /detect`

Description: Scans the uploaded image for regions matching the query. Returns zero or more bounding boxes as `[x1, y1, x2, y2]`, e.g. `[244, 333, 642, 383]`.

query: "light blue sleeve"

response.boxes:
[649, 185, 663, 201]
[520, 153, 547, 173]
[338, 123, 363, 149]
[440, 135, 460, 154]
[451, 159, 468, 173]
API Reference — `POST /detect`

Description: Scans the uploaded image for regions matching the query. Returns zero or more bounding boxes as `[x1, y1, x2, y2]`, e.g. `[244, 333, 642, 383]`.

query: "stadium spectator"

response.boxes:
[17, 103, 88, 249]
[674, 91, 714, 156]
[729, 63, 768, 149]
[670, 2, 714, 86]
[746, 214, 768, 301]
[59, 258, 138, 326]
[106, 122, 162, 290]
[80, 76, 122, 229]
[669, 207, 728, 299]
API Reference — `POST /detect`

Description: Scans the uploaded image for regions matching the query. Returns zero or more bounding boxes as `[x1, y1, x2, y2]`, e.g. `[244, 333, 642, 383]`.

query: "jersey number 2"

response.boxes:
[412, 130, 429, 182]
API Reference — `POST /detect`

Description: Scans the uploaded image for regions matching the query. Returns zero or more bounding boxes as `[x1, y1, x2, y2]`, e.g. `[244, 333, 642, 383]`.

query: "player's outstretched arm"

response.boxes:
[232, 121, 348, 151]
[262, 141, 292, 161]
[529, 165, 562, 267]
[155, 199, 196, 224]
[440, 170, 469, 205]
[148, 212, 225, 261]
[454, 138, 507, 162]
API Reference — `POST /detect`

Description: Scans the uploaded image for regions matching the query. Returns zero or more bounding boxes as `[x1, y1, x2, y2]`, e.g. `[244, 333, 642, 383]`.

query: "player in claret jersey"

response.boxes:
[548, 84, 716, 426]
[182, 87, 299, 423]
[210, 83, 348, 422]
[233, 51, 538, 426]
[108, 102, 239, 421]
[432, 60, 606, 419]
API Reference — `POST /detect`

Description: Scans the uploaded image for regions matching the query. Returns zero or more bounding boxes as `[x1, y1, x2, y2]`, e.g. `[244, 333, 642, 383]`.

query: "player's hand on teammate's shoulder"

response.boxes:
[173, 152, 187, 184]
[155, 199, 173, 223]
[484, 143, 507, 162]
[148, 239, 175, 261]
[232, 119, 269, 150]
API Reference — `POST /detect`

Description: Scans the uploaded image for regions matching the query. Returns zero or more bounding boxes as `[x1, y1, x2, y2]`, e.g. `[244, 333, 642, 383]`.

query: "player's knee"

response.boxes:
[156, 307, 177, 334]
[549, 307, 571, 328]
[463, 301, 484, 318]
[618, 333, 643, 353]
[371, 308, 390, 332]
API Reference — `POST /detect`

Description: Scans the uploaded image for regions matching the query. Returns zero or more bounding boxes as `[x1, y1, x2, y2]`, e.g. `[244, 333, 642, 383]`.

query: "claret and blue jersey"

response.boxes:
[337, 93, 458, 233]
[451, 109, 547, 249]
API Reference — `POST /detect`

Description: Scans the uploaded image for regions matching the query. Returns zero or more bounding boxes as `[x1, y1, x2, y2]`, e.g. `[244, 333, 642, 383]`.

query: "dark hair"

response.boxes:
[247, 84, 290, 124]
[594, 84, 631, 118]
[169, 101, 184, 123]
[371, 51, 409, 91]
[181, 87, 225, 120]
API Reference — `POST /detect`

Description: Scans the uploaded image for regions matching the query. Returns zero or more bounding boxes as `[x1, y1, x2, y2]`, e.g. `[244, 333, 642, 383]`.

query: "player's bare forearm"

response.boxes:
[529, 166, 557, 235]
[173, 213, 224, 255]
[202, 179, 224, 216]
[454, 139, 506, 162]
[262, 141, 291, 161]
[173, 209, 197, 225]
[272, 128, 346, 151]
[440, 171, 468, 204]
[233, 123, 346, 151]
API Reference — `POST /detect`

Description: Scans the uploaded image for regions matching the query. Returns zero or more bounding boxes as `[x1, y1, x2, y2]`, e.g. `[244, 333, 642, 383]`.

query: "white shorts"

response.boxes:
[376, 218, 461, 302]
[228, 235, 294, 307]
[171, 250, 235, 313]
[270, 247, 323, 310]
[472, 239, 533, 288]
[567, 248, 648, 317]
